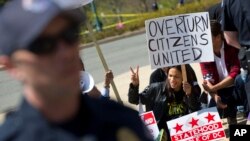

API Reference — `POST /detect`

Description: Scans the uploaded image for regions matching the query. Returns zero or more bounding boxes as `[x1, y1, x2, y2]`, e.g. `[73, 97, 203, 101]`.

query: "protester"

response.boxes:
[149, 65, 199, 86]
[177, 0, 184, 8]
[222, 0, 250, 118]
[151, 2, 158, 11]
[200, 20, 240, 124]
[79, 58, 113, 99]
[149, 67, 168, 84]
[0, 0, 153, 140]
[128, 65, 201, 140]
[149, 65, 201, 109]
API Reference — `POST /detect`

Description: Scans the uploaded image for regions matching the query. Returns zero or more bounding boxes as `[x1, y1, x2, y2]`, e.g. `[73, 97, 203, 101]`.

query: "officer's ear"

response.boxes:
[0, 55, 11, 70]
[0, 55, 21, 80]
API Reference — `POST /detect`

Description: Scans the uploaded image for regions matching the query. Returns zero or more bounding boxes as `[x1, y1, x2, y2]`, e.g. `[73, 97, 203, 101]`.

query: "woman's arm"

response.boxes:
[128, 66, 157, 105]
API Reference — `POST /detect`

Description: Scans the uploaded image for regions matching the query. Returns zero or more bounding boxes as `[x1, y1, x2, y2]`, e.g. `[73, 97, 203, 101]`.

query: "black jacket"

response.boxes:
[128, 81, 201, 130]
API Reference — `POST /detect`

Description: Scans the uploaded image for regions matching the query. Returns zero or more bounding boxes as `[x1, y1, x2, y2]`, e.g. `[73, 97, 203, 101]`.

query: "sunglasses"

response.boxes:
[28, 24, 80, 55]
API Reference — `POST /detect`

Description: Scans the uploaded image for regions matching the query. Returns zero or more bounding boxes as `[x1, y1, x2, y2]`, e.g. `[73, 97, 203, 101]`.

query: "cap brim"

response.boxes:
[0, 0, 85, 56]
[80, 71, 95, 94]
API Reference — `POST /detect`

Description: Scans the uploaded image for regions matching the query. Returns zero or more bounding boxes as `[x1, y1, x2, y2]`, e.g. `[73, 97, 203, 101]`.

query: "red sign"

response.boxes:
[141, 111, 156, 125]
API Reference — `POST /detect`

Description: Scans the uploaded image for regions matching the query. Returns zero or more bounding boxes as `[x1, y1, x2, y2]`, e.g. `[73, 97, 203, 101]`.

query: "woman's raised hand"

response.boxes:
[130, 66, 139, 86]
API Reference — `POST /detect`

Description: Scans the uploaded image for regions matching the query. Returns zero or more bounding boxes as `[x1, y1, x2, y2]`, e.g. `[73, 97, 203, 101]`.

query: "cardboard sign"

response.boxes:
[140, 111, 160, 140]
[167, 107, 226, 141]
[145, 12, 213, 69]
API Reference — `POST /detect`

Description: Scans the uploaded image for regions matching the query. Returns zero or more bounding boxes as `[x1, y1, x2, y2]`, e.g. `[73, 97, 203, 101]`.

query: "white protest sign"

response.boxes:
[167, 107, 226, 141]
[140, 111, 159, 140]
[145, 12, 214, 69]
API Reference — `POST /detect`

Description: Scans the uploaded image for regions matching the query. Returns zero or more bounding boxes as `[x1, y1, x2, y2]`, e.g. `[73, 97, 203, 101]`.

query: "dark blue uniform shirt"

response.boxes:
[0, 94, 153, 141]
[222, 0, 250, 46]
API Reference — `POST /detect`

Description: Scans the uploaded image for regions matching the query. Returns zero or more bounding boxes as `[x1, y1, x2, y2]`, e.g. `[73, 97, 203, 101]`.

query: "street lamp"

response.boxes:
[90, 1, 102, 32]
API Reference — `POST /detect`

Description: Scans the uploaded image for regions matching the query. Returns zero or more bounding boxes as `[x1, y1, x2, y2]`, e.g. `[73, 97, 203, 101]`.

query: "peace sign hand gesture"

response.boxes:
[130, 66, 139, 86]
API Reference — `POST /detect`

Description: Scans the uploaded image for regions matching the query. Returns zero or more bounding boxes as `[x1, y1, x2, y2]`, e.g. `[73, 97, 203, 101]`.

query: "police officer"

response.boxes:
[222, 0, 250, 118]
[0, 0, 153, 141]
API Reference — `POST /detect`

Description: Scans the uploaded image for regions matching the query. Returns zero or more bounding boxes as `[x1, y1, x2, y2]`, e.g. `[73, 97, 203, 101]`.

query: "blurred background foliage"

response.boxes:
[0, 0, 221, 44]
[82, 0, 220, 44]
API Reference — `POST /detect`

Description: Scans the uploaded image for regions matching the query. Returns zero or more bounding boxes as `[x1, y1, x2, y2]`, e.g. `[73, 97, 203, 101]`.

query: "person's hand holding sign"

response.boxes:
[130, 66, 139, 86]
[183, 82, 191, 96]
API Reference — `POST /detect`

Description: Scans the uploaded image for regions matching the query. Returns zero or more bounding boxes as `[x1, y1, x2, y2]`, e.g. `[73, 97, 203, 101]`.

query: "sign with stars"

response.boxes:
[145, 12, 214, 69]
[167, 107, 226, 141]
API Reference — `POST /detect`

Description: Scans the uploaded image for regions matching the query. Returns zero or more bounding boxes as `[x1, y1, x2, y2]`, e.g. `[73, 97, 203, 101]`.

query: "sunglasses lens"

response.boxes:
[28, 25, 80, 55]
[28, 38, 56, 55]
[62, 26, 80, 44]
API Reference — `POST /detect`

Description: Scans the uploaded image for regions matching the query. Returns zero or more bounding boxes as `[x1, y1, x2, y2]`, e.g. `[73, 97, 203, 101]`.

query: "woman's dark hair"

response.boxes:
[210, 20, 222, 37]
[167, 65, 182, 74]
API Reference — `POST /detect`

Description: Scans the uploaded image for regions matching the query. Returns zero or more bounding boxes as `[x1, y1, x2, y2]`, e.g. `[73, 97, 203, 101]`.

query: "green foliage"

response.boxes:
[159, 0, 179, 9]
[0, 0, 8, 6]
[81, 0, 221, 44]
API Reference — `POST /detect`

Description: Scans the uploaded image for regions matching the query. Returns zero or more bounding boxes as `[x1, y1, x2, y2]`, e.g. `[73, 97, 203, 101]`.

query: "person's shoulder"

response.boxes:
[100, 98, 139, 118]
[84, 96, 153, 140]
[83, 95, 139, 121]
[152, 81, 165, 87]
[148, 82, 166, 93]
[0, 111, 21, 141]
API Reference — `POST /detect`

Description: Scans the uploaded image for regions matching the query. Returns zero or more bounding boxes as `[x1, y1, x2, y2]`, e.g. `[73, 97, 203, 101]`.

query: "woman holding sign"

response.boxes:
[128, 65, 201, 139]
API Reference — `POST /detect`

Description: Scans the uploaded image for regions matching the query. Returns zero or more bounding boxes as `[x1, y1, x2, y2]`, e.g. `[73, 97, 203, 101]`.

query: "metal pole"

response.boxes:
[81, 8, 123, 105]
[90, 1, 102, 31]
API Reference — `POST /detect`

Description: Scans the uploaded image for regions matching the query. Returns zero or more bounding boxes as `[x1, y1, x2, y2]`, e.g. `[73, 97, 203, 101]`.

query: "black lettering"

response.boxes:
[183, 35, 191, 47]
[186, 17, 195, 32]
[156, 38, 160, 51]
[194, 16, 203, 32]
[172, 50, 181, 63]
[162, 52, 170, 64]
[148, 39, 157, 51]
[200, 33, 208, 45]
[192, 47, 202, 60]
[201, 14, 209, 30]
[165, 38, 170, 50]
[191, 34, 198, 46]
[179, 15, 188, 33]
[170, 37, 183, 47]
[153, 53, 161, 65]
[175, 17, 184, 34]
[170, 51, 174, 64]
[165, 19, 175, 35]
[158, 38, 165, 50]
[182, 49, 191, 62]
[149, 21, 157, 37]
[156, 20, 164, 36]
